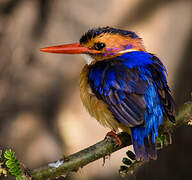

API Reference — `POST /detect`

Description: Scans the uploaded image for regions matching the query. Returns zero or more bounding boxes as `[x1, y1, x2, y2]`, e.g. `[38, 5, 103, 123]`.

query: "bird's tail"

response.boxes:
[131, 129, 157, 161]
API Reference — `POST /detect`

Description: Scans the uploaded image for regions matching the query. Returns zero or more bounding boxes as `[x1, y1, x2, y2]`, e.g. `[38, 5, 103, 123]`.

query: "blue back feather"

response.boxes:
[88, 51, 176, 160]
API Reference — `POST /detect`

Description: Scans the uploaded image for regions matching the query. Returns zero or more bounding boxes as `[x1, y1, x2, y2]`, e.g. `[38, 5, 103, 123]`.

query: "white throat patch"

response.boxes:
[81, 48, 138, 65]
[81, 54, 94, 65]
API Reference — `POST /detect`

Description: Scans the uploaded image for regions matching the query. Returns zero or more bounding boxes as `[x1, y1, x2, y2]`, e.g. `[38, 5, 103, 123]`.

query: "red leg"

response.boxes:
[105, 131, 122, 146]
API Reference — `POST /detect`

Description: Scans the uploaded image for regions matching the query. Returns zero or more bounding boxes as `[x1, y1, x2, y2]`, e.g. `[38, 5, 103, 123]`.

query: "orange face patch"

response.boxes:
[82, 33, 145, 61]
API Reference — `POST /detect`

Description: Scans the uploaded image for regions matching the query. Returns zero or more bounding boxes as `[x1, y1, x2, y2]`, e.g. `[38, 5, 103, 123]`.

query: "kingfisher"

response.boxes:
[40, 27, 176, 161]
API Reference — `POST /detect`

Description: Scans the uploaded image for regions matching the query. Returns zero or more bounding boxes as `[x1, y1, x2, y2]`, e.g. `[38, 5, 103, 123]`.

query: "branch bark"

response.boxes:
[31, 102, 192, 180]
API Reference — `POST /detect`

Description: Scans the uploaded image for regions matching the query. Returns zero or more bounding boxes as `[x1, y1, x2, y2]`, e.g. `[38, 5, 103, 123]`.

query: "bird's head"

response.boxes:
[41, 27, 145, 64]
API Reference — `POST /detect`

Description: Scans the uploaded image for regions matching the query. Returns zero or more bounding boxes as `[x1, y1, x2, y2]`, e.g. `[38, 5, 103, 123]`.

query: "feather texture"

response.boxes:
[86, 51, 176, 160]
[41, 26, 176, 161]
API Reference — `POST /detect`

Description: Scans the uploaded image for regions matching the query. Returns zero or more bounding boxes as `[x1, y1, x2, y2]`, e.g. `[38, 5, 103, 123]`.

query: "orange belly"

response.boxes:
[79, 64, 131, 133]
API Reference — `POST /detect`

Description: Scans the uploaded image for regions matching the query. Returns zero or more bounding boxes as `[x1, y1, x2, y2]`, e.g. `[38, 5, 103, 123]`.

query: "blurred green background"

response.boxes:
[0, 0, 192, 180]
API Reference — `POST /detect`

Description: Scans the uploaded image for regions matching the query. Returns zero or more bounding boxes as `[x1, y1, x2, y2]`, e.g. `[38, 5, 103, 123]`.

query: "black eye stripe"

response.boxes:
[94, 43, 106, 50]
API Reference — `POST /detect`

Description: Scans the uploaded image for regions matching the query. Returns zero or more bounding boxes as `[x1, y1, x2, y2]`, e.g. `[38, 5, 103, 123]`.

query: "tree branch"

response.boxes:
[31, 102, 192, 180]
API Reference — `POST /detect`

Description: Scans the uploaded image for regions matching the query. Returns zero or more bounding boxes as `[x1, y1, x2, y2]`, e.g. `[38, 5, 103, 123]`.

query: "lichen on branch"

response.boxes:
[30, 102, 192, 180]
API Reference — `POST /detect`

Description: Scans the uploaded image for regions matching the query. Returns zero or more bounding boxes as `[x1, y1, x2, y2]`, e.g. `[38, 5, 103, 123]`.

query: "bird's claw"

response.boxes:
[105, 131, 122, 146]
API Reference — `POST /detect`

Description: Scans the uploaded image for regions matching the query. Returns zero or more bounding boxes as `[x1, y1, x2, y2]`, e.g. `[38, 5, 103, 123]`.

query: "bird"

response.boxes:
[40, 26, 176, 161]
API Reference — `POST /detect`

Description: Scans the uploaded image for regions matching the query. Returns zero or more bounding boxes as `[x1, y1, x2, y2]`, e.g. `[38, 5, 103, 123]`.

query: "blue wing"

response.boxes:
[88, 57, 147, 127]
[88, 51, 176, 160]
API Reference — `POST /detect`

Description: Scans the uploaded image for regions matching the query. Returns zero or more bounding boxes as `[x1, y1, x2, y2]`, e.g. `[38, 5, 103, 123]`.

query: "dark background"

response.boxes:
[0, 0, 192, 180]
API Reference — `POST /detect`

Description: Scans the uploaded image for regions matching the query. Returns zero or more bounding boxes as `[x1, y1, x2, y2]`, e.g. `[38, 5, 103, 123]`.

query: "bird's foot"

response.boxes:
[105, 131, 122, 146]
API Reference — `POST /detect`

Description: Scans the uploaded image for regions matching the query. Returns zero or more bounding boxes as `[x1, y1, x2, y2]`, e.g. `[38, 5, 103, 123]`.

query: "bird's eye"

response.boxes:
[94, 42, 106, 50]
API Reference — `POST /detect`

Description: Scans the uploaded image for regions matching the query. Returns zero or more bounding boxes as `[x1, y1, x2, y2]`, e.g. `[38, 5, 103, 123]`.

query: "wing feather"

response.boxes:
[88, 59, 147, 127]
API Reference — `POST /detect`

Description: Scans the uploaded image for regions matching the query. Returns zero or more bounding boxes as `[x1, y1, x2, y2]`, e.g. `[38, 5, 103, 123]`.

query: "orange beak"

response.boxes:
[40, 43, 99, 54]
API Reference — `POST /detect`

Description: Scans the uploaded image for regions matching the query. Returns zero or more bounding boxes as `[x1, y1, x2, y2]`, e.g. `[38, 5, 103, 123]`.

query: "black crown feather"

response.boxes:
[80, 26, 139, 44]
